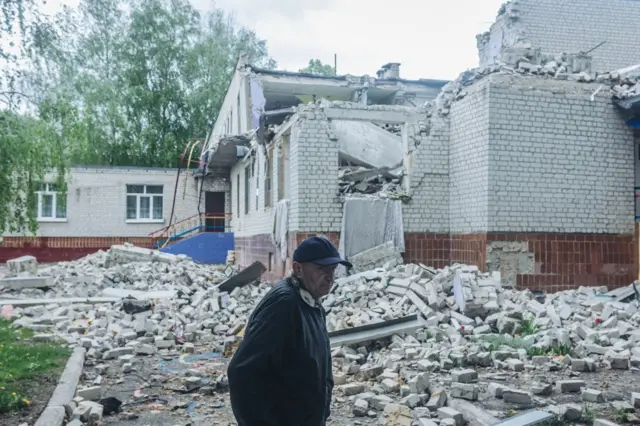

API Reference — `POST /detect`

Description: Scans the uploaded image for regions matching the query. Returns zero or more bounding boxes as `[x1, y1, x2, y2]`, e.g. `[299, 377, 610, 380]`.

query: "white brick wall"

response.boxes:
[486, 74, 635, 234]
[449, 80, 492, 233]
[479, 0, 640, 72]
[3, 166, 230, 238]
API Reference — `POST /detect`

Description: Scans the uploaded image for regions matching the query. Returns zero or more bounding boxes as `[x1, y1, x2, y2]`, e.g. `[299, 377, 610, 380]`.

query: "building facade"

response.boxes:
[0, 166, 231, 262]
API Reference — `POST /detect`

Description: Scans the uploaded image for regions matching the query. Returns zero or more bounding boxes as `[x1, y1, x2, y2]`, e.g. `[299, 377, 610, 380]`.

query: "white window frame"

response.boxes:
[125, 184, 164, 224]
[36, 183, 67, 223]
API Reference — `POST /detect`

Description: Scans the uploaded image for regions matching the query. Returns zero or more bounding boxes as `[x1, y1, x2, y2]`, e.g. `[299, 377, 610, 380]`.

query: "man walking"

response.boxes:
[227, 236, 351, 426]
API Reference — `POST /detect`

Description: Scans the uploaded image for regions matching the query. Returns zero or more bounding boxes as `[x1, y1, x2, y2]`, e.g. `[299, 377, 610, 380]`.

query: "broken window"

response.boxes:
[244, 165, 251, 214]
[126, 185, 163, 222]
[265, 147, 273, 208]
[36, 183, 67, 221]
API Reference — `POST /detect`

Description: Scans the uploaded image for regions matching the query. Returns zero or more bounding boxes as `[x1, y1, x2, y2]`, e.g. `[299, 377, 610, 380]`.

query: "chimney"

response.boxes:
[380, 62, 401, 79]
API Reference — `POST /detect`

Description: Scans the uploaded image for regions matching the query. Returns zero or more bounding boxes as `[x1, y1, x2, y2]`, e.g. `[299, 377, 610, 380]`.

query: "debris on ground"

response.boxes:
[4, 245, 640, 425]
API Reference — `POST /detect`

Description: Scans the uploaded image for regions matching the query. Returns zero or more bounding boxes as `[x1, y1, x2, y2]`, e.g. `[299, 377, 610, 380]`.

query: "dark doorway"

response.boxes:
[205, 192, 225, 232]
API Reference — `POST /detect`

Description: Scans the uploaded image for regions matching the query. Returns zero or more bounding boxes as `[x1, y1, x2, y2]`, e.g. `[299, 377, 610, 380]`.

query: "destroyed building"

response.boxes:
[477, 0, 640, 73]
[203, 0, 640, 290]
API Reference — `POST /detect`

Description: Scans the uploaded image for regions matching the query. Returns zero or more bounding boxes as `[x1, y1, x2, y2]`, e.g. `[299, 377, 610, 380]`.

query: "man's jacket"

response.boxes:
[227, 278, 333, 426]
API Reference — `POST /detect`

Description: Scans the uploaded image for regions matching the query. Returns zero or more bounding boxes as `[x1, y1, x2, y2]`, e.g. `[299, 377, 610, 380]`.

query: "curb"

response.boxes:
[34, 346, 86, 426]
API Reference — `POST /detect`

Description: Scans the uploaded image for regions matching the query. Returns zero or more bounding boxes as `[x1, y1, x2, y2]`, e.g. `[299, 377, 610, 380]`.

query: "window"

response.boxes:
[265, 148, 273, 208]
[36, 183, 66, 221]
[236, 174, 240, 217]
[244, 166, 251, 214]
[126, 185, 163, 222]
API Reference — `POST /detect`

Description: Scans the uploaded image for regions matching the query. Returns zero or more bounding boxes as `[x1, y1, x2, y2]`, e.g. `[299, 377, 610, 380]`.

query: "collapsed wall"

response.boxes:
[477, 0, 640, 73]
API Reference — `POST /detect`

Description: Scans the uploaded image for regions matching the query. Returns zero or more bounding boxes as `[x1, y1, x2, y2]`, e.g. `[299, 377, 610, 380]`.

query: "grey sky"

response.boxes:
[40, 0, 506, 80]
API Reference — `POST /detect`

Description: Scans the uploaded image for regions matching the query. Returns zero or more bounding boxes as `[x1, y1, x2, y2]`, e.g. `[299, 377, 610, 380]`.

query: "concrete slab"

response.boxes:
[7, 255, 38, 275]
[101, 288, 177, 300]
[329, 315, 426, 347]
[0, 276, 52, 289]
[0, 297, 119, 307]
[492, 410, 555, 426]
[217, 261, 266, 293]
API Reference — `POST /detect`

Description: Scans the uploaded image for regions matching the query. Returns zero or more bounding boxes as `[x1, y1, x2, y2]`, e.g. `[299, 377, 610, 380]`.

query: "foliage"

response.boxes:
[0, 319, 70, 413]
[519, 317, 539, 336]
[1, 0, 277, 233]
[28, 0, 277, 168]
[299, 58, 335, 76]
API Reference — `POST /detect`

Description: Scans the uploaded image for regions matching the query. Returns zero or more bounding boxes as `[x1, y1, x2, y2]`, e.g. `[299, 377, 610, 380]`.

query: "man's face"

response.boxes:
[294, 262, 337, 299]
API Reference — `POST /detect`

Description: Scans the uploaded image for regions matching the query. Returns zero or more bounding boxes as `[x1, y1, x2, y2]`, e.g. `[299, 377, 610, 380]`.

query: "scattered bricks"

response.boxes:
[556, 380, 586, 393]
[371, 395, 393, 410]
[182, 343, 195, 354]
[382, 378, 400, 393]
[488, 383, 506, 398]
[361, 364, 384, 379]
[134, 344, 155, 355]
[582, 388, 605, 403]
[417, 420, 438, 426]
[353, 399, 368, 417]
[532, 356, 550, 365]
[450, 368, 477, 383]
[6, 255, 38, 275]
[632, 392, 640, 409]
[502, 389, 533, 405]
[609, 356, 630, 370]
[76, 386, 101, 401]
[408, 373, 429, 394]
[437, 407, 463, 426]
[560, 404, 582, 421]
[333, 372, 347, 385]
[426, 389, 447, 411]
[594, 420, 621, 426]
[103, 347, 133, 360]
[340, 383, 364, 396]
[380, 404, 413, 426]
[400, 394, 421, 408]
[154, 337, 175, 349]
[506, 358, 525, 372]
[531, 383, 553, 396]
[450, 383, 478, 401]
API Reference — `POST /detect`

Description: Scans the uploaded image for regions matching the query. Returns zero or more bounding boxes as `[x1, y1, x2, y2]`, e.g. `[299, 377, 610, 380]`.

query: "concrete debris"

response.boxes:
[339, 166, 402, 196]
[6, 244, 640, 425]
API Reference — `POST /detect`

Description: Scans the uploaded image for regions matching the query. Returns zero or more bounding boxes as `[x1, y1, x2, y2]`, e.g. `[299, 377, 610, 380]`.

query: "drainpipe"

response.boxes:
[402, 122, 412, 196]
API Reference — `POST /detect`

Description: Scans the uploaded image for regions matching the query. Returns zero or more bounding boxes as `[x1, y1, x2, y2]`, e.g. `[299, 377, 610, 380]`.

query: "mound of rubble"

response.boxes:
[4, 245, 640, 425]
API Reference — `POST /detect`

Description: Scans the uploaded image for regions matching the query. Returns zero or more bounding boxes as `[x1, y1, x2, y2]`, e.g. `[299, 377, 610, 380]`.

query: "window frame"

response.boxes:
[125, 184, 164, 224]
[36, 183, 67, 222]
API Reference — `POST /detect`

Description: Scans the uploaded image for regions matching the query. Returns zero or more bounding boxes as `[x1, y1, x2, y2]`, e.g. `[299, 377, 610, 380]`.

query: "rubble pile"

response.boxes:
[432, 50, 640, 117]
[325, 262, 640, 424]
[2, 245, 273, 357]
[339, 166, 402, 195]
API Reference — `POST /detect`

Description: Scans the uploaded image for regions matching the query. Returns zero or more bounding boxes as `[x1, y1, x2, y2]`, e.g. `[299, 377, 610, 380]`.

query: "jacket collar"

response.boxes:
[290, 276, 321, 309]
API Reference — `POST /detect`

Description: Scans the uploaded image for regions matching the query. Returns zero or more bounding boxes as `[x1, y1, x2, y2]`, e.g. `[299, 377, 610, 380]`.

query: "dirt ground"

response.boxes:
[0, 368, 65, 426]
[88, 344, 640, 426]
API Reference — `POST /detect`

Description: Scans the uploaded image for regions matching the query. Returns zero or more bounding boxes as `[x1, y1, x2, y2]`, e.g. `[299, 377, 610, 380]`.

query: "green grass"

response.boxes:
[520, 318, 539, 336]
[0, 319, 70, 413]
[583, 403, 596, 425]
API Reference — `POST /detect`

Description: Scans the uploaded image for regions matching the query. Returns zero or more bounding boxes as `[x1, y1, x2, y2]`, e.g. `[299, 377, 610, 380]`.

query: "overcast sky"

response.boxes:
[41, 0, 506, 81]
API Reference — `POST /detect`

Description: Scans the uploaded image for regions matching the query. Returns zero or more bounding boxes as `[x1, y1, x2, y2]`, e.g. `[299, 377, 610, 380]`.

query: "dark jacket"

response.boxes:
[227, 278, 333, 426]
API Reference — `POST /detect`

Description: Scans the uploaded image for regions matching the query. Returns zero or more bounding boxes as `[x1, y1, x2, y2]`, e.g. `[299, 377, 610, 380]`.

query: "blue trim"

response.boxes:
[635, 216, 640, 222]
[153, 225, 227, 248]
[627, 117, 640, 129]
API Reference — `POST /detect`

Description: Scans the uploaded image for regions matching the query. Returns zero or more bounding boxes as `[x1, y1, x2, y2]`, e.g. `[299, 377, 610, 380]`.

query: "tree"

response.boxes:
[299, 58, 335, 76]
[0, 0, 70, 235]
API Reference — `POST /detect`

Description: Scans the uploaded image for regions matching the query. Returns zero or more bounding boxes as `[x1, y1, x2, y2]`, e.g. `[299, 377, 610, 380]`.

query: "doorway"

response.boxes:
[205, 192, 225, 232]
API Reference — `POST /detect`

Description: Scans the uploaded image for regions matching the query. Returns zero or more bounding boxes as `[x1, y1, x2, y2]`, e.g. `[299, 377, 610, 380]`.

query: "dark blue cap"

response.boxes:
[293, 236, 352, 269]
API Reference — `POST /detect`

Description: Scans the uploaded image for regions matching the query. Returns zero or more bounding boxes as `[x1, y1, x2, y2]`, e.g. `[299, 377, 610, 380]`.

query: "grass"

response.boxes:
[526, 344, 572, 358]
[583, 403, 596, 425]
[479, 335, 572, 358]
[0, 319, 70, 413]
[520, 317, 539, 336]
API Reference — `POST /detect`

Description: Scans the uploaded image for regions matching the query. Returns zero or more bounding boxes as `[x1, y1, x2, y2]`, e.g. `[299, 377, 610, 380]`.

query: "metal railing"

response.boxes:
[149, 213, 231, 249]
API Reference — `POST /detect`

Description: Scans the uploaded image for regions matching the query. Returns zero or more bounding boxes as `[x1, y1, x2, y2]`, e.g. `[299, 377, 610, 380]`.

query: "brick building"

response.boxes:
[0, 166, 230, 262]
[204, 0, 640, 289]
[477, 0, 640, 73]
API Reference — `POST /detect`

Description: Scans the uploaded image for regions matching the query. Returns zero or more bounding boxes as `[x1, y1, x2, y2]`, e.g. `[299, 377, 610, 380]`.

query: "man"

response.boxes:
[227, 236, 351, 426]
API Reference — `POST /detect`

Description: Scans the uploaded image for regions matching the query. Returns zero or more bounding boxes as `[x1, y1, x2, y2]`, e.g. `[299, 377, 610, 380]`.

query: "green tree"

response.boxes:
[0, 0, 71, 235]
[299, 58, 335, 76]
